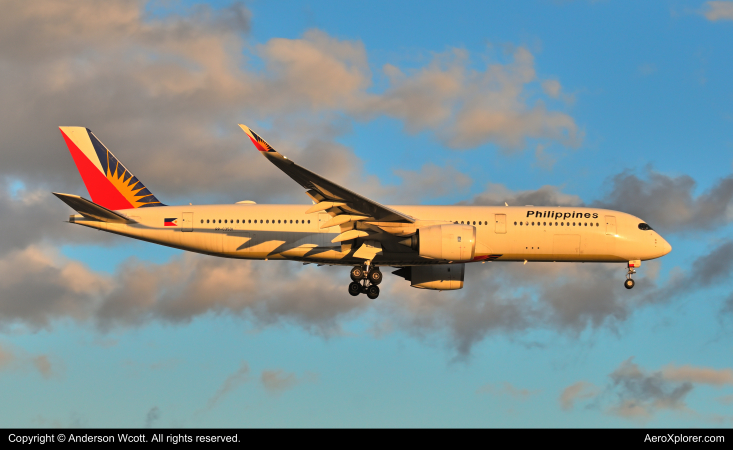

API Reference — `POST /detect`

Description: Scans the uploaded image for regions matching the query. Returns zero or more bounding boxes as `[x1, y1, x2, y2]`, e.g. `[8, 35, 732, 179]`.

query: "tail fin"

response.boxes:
[59, 127, 164, 210]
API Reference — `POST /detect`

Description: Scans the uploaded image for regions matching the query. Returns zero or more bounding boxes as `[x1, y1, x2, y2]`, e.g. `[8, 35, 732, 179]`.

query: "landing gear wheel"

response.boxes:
[350, 266, 364, 282]
[624, 279, 635, 290]
[368, 269, 382, 285]
[366, 284, 380, 299]
[348, 282, 361, 296]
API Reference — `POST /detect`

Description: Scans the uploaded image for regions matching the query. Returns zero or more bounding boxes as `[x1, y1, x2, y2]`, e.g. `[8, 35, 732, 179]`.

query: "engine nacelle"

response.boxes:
[392, 264, 465, 290]
[403, 224, 476, 261]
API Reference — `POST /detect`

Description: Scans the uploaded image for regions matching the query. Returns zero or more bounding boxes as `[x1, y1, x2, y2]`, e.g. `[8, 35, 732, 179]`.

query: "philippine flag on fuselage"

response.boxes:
[164, 218, 178, 227]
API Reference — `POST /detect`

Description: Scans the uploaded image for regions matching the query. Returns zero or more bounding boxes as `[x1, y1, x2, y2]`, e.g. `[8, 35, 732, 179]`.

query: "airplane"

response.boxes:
[54, 125, 672, 299]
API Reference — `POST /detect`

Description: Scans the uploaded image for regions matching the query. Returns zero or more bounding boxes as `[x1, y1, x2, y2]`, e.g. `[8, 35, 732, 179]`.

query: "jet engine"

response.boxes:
[399, 224, 476, 261]
[392, 264, 465, 290]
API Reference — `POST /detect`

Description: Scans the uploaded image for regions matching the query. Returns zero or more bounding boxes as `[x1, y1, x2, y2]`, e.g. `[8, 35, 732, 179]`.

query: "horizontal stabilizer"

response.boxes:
[53, 192, 136, 223]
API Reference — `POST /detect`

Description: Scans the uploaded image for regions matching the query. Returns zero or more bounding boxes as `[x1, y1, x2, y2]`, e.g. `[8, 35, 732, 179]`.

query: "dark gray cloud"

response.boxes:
[466, 168, 733, 234]
[608, 358, 693, 418]
[648, 240, 733, 303]
[466, 184, 582, 207]
[0, 244, 645, 355]
[144, 406, 161, 428]
[562, 358, 733, 420]
[0, 245, 110, 329]
[723, 292, 733, 315]
[378, 261, 648, 356]
[592, 170, 733, 233]
[0, 182, 120, 255]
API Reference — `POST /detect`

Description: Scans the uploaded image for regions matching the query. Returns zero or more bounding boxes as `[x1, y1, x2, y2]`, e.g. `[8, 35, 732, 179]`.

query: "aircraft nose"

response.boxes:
[660, 236, 672, 256]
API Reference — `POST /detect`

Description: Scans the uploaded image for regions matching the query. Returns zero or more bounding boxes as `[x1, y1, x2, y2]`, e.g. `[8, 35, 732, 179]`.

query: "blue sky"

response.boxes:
[1, 0, 733, 427]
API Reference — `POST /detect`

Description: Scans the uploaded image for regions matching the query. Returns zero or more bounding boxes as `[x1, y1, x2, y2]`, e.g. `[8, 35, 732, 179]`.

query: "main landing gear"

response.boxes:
[348, 264, 382, 299]
[624, 262, 636, 289]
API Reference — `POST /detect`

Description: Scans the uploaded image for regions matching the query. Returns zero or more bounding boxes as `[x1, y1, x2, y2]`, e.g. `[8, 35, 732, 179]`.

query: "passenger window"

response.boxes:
[514, 222, 517, 225]
[218, 220, 221, 223]
[543, 222, 546, 226]
[200, 220, 203, 223]
[308, 220, 311, 224]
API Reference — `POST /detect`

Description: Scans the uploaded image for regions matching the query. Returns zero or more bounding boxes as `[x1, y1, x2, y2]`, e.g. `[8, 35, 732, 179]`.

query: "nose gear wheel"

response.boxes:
[624, 264, 636, 289]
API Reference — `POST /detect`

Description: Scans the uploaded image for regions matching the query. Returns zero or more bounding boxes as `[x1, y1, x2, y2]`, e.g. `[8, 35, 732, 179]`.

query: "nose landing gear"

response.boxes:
[347, 264, 382, 299]
[624, 261, 639, 289]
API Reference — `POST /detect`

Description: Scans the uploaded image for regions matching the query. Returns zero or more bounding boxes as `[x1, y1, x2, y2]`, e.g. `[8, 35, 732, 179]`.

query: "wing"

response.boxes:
[239, 125, 415, 226]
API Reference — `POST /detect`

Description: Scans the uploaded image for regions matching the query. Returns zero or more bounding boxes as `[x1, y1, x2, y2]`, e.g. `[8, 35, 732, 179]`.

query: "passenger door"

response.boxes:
[181, 212, 193, 232]
[494, 214, 506, 234]
[605, 216, 617, 236]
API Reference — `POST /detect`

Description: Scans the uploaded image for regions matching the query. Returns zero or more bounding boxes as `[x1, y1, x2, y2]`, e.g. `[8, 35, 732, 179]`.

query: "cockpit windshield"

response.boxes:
[638, 223, 653, 231]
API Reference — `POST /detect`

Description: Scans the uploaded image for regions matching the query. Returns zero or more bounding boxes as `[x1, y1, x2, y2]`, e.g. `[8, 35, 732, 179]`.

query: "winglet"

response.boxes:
[238, 124, 278, 153]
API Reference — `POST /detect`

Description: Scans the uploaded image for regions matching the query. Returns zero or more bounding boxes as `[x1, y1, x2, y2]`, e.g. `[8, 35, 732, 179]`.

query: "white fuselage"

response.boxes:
[70, 204, 672, 266]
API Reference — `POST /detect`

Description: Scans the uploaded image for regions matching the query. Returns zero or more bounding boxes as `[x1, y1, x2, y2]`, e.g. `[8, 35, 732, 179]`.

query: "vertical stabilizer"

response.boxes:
[59, 127, 164, 210]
